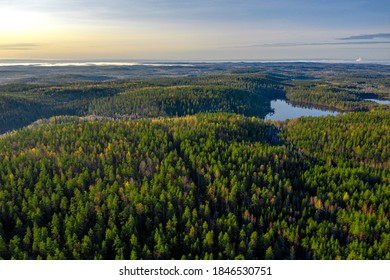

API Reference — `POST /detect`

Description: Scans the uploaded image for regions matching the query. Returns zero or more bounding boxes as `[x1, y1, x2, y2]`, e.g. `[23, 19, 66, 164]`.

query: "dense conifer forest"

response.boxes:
[0, 74, 283, 134]
[0, 63, 389, 259]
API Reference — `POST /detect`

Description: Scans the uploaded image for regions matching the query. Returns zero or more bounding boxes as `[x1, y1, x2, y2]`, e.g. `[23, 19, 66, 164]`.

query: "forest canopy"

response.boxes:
[0, 110, 389, 260]
[0, 63, 389, 260]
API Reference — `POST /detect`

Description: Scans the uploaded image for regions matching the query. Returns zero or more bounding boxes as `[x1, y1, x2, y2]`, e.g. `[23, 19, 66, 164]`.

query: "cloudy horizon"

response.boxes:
[0, 0, 389, 61]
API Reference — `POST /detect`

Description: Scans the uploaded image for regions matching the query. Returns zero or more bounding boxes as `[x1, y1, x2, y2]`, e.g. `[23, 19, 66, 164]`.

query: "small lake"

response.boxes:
[265, 99, 338, 121]
[364, 99, 390, 105]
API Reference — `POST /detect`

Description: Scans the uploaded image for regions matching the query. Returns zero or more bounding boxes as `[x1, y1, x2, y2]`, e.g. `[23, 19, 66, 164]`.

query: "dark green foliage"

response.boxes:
[0, 110, 388, 260]
[283, 109, 390, 259]
[284, 109, 390, 167]
[87, 85, 273, 118]
[0, 63, 389, 260]
[0, 74, 282, 134]
[286, 80, 390, 111]
[0, 84, 118, 133]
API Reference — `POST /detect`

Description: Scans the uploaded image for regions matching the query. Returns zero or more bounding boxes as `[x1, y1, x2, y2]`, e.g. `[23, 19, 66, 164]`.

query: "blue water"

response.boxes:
[265, 99, 338, 121]
[364, 99, 390, 105]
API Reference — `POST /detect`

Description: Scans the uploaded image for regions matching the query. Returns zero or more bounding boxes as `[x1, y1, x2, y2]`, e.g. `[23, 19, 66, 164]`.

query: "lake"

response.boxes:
[364, 99, 390, 105]
[265, 99, 338, 121]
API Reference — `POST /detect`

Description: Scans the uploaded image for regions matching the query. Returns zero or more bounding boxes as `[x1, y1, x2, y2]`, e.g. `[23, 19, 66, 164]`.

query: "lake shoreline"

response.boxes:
[265, 99, 339, 121]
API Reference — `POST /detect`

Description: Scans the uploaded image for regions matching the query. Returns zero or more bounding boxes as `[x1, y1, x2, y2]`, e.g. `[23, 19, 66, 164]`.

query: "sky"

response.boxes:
[0, 0, 389, 61]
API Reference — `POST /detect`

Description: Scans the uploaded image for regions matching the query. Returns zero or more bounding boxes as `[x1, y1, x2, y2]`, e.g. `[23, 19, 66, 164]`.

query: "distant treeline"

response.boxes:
[286, 80, 390, 111]
[0, 74, 283, 134]
[1, 67, 389, 134]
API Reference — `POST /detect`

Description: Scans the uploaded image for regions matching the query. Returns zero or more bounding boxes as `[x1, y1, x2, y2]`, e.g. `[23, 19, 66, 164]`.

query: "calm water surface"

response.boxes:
[265, 99, 338, 121]
[364, 99, 390, 105]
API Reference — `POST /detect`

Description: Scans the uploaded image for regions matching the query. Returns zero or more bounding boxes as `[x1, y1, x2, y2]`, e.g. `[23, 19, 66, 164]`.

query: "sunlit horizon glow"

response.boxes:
[1, 0, 389, 61]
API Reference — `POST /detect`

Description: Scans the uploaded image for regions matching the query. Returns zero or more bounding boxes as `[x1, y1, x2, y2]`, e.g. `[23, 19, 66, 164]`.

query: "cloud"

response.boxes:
[237, 41, 390, 48]
[0, 43, 41, 50]
[241, 33, 390, 48]
[237, 33, 390, 49]
[338, 33, 390, 40]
